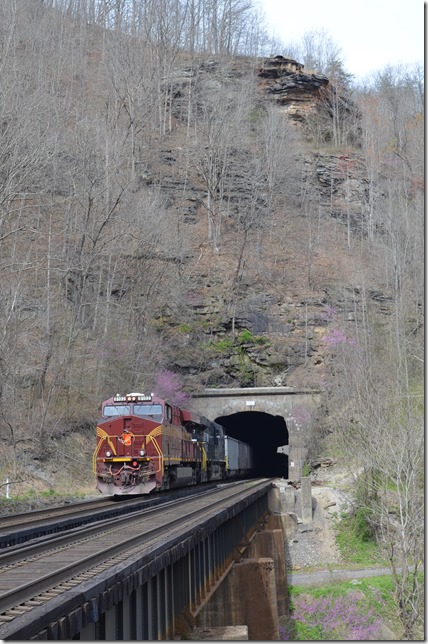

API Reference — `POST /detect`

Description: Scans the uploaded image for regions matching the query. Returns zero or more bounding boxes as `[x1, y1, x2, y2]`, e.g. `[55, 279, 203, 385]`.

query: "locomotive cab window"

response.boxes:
[134, 404, 163, 421]
[103, 404, 131, 417]
[165, 405, 172, 423]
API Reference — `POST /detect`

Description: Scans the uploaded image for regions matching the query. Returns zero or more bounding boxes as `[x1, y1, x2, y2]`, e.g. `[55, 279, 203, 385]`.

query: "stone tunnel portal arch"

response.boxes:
[192, 387, 321, 480]
[214, 411, 289, 479]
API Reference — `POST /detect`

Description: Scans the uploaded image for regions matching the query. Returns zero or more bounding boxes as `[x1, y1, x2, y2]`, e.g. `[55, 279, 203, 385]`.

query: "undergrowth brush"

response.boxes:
[282, 576, 402, 640]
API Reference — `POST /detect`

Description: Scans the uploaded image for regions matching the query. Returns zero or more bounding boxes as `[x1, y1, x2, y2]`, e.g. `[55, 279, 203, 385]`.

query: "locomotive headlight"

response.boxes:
[106, 450, 112, 457]
[139, 449, 146, 456]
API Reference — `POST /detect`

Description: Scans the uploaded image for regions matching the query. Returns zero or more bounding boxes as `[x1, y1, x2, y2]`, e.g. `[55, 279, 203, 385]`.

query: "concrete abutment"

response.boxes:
[194, 479, 313, 640]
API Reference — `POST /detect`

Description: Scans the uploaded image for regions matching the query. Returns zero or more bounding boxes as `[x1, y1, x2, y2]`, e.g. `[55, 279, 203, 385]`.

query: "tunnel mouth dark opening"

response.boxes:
[215, 411, 289, 479]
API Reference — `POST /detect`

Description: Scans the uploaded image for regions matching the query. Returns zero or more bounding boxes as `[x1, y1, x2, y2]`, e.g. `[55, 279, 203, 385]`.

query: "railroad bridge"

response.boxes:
[0, 387, 322, 641]
[191, 386, 322, 480]
[1, 481, 297, 641]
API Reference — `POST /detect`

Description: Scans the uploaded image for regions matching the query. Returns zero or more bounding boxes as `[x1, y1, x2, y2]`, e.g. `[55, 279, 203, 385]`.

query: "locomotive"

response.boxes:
[93, 392, 253, 495]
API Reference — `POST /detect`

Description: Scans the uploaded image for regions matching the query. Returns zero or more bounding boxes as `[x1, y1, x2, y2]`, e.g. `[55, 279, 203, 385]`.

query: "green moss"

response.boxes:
[237, 365, 256, 385]
[42, 488, 56, 497]
[178, 323, 193, 333]
[209, 337, 234, 351]
[237, 328, 268, 345]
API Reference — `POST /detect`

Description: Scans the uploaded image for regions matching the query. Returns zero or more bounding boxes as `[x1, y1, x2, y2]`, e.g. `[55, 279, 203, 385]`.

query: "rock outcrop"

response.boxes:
[258, 55, 361, 147]
[258, 55, 329, 124]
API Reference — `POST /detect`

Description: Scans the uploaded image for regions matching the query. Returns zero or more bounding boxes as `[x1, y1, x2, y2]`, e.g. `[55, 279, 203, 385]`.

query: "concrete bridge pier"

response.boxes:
[195, 558, 280, 640]
[195, 516, 288, 640]
[246, 516, 289, 617]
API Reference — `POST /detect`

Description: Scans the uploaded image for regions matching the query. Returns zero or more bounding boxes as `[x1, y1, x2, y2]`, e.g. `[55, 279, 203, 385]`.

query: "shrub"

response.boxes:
[287, 592, 382, 640]
[353, 506, 375, 542]
[238, 329, 268, 345]
[238, 329, 254, 344]
[178, 323, 193, 333]
[209, 337, 234, 351]
[302, 462, 311, 477]
[154, 370, 191, 408]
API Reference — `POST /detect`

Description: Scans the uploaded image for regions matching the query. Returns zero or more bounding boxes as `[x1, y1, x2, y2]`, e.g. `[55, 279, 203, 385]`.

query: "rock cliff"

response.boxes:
[147, 56, 393, 394]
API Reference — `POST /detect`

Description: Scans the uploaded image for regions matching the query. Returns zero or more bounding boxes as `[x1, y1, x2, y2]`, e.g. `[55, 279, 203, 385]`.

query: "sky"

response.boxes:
[258, 0, 424, 80]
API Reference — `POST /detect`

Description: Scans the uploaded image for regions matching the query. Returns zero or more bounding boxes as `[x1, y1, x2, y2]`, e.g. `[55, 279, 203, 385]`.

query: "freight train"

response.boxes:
[93, 392, 254, 495]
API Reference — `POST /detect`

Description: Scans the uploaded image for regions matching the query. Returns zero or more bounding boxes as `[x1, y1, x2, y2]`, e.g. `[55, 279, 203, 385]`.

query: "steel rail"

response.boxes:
[0, 485, 223, 566]
[0, 498, 118, 529]
[0, 497, 145, 550]
[0, 482, 221, 548]
[0, 479, 271, 620]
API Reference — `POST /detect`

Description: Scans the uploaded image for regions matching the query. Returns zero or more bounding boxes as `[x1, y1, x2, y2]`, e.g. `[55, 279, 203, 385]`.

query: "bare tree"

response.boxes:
[322, 229, 423, 638]
[335, 341, 424, 639]
[187, 75, 255, 249]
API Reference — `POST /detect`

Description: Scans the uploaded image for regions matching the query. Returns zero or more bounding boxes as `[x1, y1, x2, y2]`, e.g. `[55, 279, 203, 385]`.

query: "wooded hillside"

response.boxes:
[0, 0, 423, 442]
[0, 1, 424, 636]
[0, 0, 423, 443]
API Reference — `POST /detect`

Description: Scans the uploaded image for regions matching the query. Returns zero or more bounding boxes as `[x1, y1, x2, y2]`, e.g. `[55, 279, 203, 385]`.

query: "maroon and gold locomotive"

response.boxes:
[94, 392, 253, 495]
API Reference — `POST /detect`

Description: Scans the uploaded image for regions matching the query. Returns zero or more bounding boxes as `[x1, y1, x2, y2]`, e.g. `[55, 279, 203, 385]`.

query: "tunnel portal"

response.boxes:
[191, 387, 321, 480]
[215, 411, 289, 479]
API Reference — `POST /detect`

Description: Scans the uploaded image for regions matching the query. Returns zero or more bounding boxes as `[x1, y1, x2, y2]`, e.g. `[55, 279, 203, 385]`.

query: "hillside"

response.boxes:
[0, 2, 423, 488]
[0, 3, 423, 637]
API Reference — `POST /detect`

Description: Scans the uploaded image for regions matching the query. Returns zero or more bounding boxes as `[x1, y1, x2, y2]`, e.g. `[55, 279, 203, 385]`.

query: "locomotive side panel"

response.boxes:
[161, 423, 204, 488]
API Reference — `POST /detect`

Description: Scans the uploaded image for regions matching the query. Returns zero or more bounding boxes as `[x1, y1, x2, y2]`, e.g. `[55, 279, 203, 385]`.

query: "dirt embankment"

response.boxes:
[286, 461, 357, 571]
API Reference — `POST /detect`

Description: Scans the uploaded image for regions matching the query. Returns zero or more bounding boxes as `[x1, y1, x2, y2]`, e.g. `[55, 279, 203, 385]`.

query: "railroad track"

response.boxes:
[0, 483, 219, 548]
[0, 479, 272, 631]
[0, 497, 117, 529]
[0, 496, 145, 548]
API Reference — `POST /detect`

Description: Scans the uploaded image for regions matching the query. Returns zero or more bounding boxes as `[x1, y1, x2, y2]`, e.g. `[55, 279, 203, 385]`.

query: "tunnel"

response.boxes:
[214, 411, 289, 479]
